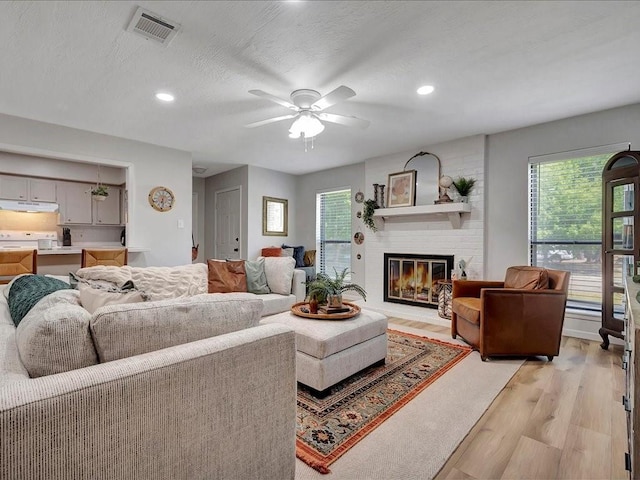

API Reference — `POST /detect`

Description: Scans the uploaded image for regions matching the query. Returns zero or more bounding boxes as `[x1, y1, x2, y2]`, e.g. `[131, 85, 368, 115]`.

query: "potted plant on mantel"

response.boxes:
[91, 185, 109, 202]
[452, 177, 476, 203]
[306, 268, 367, 309]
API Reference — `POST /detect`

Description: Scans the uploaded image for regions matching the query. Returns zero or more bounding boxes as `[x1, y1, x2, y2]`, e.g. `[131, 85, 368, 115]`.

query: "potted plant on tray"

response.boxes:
[452, 177, 476, 202]
[91, 185, 109, 201]
[306, 267, 367, 309]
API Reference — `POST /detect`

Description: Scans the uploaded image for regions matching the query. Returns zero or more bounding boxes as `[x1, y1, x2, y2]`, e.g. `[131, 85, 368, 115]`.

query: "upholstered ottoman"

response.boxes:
[261, 309, 388, 393]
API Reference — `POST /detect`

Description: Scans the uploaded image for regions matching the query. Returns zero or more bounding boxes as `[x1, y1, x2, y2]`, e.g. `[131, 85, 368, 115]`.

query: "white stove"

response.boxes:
[0, 230, 58, 249]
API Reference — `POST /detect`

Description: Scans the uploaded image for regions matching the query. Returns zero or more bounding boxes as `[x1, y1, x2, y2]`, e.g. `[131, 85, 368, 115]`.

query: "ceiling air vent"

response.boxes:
[126, 7, 181, 46]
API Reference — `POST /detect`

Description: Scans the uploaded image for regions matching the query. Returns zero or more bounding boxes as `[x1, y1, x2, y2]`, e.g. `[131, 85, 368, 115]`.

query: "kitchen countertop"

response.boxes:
[37, 246, 148, 255]
[1, 244, 148, 255]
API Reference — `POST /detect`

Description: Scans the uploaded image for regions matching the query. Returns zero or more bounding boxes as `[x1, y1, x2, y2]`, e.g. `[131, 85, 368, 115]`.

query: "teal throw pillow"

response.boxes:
[245, 258, 270, 294]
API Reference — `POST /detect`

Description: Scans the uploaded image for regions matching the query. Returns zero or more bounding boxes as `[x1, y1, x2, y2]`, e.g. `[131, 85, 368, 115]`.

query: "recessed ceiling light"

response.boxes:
[417, 85, 435, 95]
[155, 92, 175, 102]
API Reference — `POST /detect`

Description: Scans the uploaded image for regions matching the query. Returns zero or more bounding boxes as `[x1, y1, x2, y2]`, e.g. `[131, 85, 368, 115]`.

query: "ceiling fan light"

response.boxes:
[290, 113, 325, 139]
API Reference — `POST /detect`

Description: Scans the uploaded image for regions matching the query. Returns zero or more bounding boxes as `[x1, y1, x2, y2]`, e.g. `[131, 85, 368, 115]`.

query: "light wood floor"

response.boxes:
[388, 318, 628, 480]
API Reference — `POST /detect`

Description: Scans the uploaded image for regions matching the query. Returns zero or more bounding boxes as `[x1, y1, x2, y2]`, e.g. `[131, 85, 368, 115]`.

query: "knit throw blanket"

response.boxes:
[75, 264, 208, 301]
[8, 275, 72, 327]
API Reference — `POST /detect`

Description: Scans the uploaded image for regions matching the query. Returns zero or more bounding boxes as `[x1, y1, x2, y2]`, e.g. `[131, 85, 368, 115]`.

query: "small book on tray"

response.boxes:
[318, 305, 351, 314]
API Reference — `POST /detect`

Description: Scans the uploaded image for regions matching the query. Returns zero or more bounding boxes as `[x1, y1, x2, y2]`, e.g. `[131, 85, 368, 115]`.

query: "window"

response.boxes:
[529, 145, 628, 311]
[316, 188, 351, 278]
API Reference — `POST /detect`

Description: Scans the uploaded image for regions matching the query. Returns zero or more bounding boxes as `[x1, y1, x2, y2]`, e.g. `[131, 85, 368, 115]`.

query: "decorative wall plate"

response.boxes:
[148, 186, 175, 212]
[354, 191, 364, 203]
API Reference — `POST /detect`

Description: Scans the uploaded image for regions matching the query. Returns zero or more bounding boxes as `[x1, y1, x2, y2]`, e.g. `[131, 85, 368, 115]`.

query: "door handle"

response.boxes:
[233, 248, 239, 252]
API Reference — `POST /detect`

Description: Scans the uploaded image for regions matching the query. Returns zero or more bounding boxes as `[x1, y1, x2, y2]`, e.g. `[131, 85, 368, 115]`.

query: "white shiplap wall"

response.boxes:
[361, 135, 486, 323]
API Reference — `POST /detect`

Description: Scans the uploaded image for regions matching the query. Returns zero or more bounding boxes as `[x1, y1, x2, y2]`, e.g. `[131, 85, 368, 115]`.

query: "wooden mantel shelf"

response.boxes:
[372, 203, 471, 229]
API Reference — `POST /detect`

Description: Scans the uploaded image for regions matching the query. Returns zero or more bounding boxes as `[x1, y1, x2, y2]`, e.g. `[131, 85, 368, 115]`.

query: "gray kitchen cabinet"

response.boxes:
[0, 175, 29, 200]
[93, 187, 121, 225]
[0, 175, 57, 202]
[29, 178, 57, 202]
[58, 181, 93, 224]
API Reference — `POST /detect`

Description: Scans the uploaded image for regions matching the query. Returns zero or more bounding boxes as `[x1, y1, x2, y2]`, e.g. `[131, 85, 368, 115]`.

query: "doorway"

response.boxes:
[601, 151, 640, 348]
[215, 187, 241, 260]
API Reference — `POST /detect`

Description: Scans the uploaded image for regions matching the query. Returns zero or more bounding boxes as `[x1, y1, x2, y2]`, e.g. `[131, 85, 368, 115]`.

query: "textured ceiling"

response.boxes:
[0, 1, 639, 176]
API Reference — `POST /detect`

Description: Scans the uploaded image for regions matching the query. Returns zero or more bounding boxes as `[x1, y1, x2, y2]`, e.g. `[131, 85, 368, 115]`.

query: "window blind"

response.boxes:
[316, 188, 351, 278]
[529, 148, 618, 311]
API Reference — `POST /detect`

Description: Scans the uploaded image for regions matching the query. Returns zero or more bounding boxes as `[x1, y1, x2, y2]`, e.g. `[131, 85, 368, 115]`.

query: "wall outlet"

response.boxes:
[177, 219, 184, 229]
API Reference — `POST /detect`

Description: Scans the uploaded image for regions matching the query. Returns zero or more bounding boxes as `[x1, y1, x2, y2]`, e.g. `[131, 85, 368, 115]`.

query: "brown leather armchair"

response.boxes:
[451, 266, 570, 361]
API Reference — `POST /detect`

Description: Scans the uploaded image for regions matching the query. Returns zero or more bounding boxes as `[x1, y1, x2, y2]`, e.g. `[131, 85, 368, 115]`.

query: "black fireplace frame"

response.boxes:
[383, 253, 455, 309]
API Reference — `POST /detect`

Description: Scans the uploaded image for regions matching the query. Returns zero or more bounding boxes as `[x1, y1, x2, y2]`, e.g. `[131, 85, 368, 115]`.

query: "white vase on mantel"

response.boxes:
[92, 195, 107, 202]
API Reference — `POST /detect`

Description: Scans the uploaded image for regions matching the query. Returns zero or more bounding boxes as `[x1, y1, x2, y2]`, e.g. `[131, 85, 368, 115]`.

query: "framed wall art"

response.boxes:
[387, 170, 416, 207]
[262, 196, 288, 236]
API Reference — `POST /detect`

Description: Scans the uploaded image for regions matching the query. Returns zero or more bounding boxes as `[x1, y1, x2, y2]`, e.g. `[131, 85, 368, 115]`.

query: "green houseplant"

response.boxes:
[452, 177, 476, 201]
[91, 185, 109, 200]
[362, 199, 378, 232]
[306, 267, 367, 308]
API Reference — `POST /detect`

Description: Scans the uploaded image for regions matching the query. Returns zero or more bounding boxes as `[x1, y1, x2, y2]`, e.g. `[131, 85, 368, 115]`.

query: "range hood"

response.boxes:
[0, 200, 59, 213]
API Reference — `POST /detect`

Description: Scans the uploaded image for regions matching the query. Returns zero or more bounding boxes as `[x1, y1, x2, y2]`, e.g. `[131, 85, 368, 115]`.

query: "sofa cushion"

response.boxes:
[504, 266, 549, 290]
[90, 295, 264, 362]
[283, 244, 305, 268]
[78, 283, 146, 314]
[244, 258, 270, 294]
[0, 286, 30, 386]
[259, 293, 296, 317]
[261, 256, 296, 295]
[207, 259, 247, 293]
[452, 297, 481, 325]
[15, 290, 98, 377]
[261, 247, 282, 257]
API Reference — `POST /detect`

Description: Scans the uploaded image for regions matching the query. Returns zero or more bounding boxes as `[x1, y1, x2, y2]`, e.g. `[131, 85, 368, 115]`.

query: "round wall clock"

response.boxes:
[148, 186, 175, 212]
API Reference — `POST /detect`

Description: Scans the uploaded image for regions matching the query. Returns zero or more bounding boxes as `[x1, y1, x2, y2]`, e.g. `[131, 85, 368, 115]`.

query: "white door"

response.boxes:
[215, 187, 241, 259]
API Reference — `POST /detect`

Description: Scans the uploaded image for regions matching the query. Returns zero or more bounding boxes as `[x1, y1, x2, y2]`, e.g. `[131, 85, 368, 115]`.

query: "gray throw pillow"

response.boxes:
[245, 258, 270, 294]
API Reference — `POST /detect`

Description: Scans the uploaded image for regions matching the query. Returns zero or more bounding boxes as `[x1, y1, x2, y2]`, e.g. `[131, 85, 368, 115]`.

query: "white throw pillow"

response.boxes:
[261, 256, 295, 295]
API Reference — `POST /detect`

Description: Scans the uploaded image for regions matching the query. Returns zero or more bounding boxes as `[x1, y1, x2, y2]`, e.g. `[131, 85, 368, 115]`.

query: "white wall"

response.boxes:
[192, 177, 206, 263]
[486, 102, 640, 278]
[0, 151, 125, 184]
[0, 113, 193, 267]
[247, 165, 297, 260]
[204, 166, 248, 260]
[363, 135, 486, 322]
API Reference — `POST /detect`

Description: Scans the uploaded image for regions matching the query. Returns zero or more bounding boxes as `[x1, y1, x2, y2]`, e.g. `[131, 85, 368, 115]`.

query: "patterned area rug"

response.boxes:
[296, 329, 472, 474]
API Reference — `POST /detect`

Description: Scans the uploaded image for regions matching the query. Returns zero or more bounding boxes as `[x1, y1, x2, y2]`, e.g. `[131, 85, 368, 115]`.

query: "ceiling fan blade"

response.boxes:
[312, 85, 356, 110]
[245, 114, 297, 128]
[317, 112, 370, 129]
[248, 90, 297, 110]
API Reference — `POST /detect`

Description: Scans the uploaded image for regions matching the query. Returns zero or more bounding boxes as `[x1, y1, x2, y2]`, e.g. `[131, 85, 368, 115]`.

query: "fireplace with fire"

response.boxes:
[384, 253, 455, 309]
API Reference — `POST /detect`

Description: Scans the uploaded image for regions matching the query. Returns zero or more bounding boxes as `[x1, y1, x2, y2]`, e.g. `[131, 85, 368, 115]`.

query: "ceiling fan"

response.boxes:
[245, 85, 370, 139]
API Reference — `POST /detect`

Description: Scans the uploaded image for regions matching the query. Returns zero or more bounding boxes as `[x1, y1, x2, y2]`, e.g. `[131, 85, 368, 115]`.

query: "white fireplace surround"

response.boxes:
[360, 135, 485, 324]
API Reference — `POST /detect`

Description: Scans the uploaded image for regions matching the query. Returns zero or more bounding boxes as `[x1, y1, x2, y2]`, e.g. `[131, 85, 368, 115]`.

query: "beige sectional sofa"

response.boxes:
[0, 261, 302, 479]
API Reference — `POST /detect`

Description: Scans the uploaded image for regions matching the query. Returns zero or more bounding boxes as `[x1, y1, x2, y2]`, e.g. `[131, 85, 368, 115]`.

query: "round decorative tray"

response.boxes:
[290, 301, 361, 320]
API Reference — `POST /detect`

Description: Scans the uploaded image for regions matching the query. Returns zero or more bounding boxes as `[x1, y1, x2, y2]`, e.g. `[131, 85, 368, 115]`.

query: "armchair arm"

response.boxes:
[480, 288, 568, 356]
[452, 280, 505, 299]
[292, 269, 306, 302]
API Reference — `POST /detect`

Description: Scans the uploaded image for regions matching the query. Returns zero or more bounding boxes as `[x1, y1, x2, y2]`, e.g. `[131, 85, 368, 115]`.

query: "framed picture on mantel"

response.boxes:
[387, 170, 416, 208]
